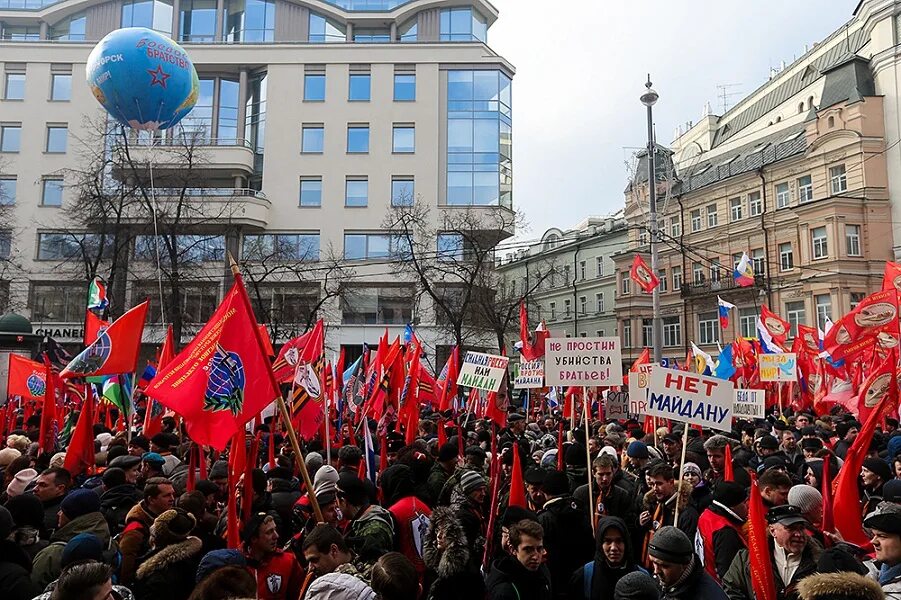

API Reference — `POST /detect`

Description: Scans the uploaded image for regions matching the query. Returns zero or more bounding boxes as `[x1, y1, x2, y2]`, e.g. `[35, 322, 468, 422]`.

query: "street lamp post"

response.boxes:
[640, 76, 662, 366]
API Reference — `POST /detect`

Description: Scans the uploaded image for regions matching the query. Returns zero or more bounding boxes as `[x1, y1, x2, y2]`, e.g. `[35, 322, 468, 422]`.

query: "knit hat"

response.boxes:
[862, 457, 892, 483]
[757, 434, 779, 450]
[195, 549, 246, 583]
[336, 472, 368, 506]
[542, 470, 570, 497]
[305, 452, 324, 477]
[681, 463, 701, 478]
[459, 470, 486, 496]
[613, 571, 661, 600]
[314, 465, 339, 504]
[60, 489, 101, 520]
[795, 572, 885, 600]
[95, 432, 113, 451]
[195, 480, 219, 498]
[242, 512, 274, 544]
[648, 526, 693, 565]
[49, 452, 67, 469]
[626, 441, 649, 459]
[142, 452, 166, 467]
[151, 508, 196, 546]
[0, 447, 21, 469]
[0, 506, 13, 540]
[5, 434, 29, 452]
[61, 533, 104, 567]
[788, 484, 823, 517]
[102, 467, 127, 488]
[713, 481, 748, 508]
[6, 468, 37, 498]
[884, 479, 901, 503]
[208, 460, 228, 480]
[564, 443, 587, 467]
[6, 493, 43, 529]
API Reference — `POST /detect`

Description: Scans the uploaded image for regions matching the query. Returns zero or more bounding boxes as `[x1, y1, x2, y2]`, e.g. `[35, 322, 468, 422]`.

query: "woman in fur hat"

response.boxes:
[797, 572, 885, 600]
[423, 506, 485, 600]
[133, 508, 203, 600]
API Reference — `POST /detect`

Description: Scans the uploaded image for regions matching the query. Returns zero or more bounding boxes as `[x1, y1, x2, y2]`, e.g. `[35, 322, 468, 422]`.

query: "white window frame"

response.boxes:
[730, 197, 742, 221]
[672, 267, 682, 291]
[595, 292, 604, 313]
[779, 242, 793, 271]
[690, 209, 702, 232]
[706, 203, 718, 227]
[748, 192, 762, 216]
[812, 226, 828, 259]
[846, 224, 861, 257]
[830, 164, 847, 194]
[663, 316, 681, 348]
[797, 175, 813, 203]
[776, 182, 790, 208]
[698, 312, 719, 345]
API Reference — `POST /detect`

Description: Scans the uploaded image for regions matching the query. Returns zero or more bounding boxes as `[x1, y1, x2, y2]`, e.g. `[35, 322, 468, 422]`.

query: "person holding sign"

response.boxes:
[638, 462, 700, 568]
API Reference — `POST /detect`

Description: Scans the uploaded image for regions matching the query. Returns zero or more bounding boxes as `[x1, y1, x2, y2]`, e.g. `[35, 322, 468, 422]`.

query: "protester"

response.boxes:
[569, 516, 645, 599]
[422, 506, 485, 600]
[243, 513, 303, 600]
[647, 526, 727, 599]
[486, 520, 552, 600]
[33, 468, 71, 537]
[118, 477, 176, 586]
[695, 481, 747, 581]
[864, 501, 901, 596]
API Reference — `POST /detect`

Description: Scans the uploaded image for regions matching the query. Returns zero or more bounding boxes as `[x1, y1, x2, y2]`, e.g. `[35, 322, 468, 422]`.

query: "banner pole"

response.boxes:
[583, 387, 595, 536]
[777, 381, 784, 420]
[674, 421, 690, 525]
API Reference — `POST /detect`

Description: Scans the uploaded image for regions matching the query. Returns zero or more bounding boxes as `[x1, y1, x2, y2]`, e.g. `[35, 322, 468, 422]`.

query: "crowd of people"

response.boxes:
[0, 407, 899, 600]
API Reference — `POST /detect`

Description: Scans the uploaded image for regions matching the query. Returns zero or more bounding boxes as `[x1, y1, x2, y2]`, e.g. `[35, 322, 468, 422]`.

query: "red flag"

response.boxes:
[723, 442, 734, 482]
[146, 281, 280, 451]
[61, 302, 149, 379]
[437, 418, 447, 447]
[272, 329, 313, 383]
[630, 254, 659, 293]
[226, 431, 245, 549]
[748, 477, 778, 600]
[288, 320, 325, 440]
[509, 445, 526, 508]
[759, 305, 791, 348]
[38, 358, 56, 454]
[824, 289, 899, 361]
[795, 325, 821, 356]
[187, 444, 197, 492]
[7, 354, 48, 399]
[63, 393, 95, 476]
[83, 311, 109, 346]
[883, 261, 901, 293]
[400, 342, 423, 445]
[821, 454, 834, 541]
[857, 350, 895, 422]
[519, 301, 549, 361]
[257, 325, 275, 358]
[437, 347, 460, 412]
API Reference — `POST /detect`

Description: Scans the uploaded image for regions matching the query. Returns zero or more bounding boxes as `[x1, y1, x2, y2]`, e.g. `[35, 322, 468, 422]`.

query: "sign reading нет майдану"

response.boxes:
[647, 367, 734, 432]
[545, 337, 623, 387]
[456, 351, 509, 393]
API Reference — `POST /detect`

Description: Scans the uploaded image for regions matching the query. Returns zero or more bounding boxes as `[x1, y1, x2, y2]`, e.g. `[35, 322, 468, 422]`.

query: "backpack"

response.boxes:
[582, 561, 594, 599]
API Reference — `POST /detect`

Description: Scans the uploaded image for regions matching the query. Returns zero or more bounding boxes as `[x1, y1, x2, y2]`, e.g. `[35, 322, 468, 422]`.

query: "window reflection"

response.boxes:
[180, 0, 217, 41]
[309, 12, 345, 42]
[224, 0, 275, 43]
[122, 0, 174, 35]
[440, 7, 487, 42]
[50, 14, 86, 40]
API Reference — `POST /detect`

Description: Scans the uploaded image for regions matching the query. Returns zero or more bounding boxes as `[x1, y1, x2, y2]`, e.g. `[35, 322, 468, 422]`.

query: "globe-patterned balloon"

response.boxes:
[204, 345, 246, 416]
[26, 373, 46, 397]
[67, 331, 113, 375]
[86, 27, 199, 131]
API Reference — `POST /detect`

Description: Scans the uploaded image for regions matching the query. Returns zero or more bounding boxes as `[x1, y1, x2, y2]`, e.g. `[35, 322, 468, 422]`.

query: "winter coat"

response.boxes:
[640, 481, 699, 565]
[485, 555, 552, 600]
[100, 483, 143, 535]
[797, 572, 886, 600]
[269, 477, 301, 542]
[305, 572, 375, 600]
[34, 579, 134, 600]
[118, 501, 159, 587]
[453, 497, 487, 569]
[132, 537, 203, 600]
[573, 480, 636, 527]
[537, 495, 595, 600]
[722, 537, 822, 600]
[423, 506, 485, 600]
[426, 463, 452, 507]
[40, 495, 65, 538]
[0, 539, 39, 600]
[31, 511, 112, 590]
[661, 554, 728, 600]
[347, 504, 395, 563]
[696, 501, 746, 582]
[866, 560, 901, 600]
[12, 527, 47, 562]
[245, 548, 304, 600]
[568, 516, 646, 600]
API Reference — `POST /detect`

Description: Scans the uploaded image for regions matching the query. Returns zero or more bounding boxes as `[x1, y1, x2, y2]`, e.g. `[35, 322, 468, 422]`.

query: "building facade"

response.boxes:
[0, 0, 514, 367]
[614, 3, 901, 364]
[497, 214, 629, 348]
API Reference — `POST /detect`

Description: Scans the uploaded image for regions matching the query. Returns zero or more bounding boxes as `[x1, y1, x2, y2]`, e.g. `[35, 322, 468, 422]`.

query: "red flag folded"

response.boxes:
[226, 431, 245, 549]
[630, 254, 659, 293]
[883, 261, 901, 293]
[437, 347, 460, 412]
[723, 443, 734, 482]
[509, 444, 526, 508]
[146, 281, 279, 451]
[272, 329, 313, 383]
[821, 454, 834, 543]
[257, 325, 275, 358]
[38, 357, 56, 454]
[519, 301, 549, 362]
[7, 354, 47, 399]
[288, 319, 325, 441]
[824, 289, 899, 361]
[61, 302, 149, 379]
[747, 477, 778, 600]
[63, 391, 96, 476]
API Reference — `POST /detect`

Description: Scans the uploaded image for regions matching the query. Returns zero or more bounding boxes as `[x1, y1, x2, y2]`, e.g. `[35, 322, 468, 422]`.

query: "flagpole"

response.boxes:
[228, 255, 323, 523]
[583, 387, 595, 536]
[674, 421, 689, 525]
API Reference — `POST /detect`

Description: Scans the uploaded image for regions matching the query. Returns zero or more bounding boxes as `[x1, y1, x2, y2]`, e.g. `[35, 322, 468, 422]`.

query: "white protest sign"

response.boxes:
[647, 367, 734, 432]
[545, 337, 623, 387]
[514, 360, 545, 389]
[627, 364, 653, 416]
[733, 388, 765, 419]
[456, 351, 509, 393]
[758, 353, 797, 382]
[605, 388, 630, 420]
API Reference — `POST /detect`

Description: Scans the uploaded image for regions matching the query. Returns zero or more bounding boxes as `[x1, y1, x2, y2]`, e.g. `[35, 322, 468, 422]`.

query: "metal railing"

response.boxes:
[680, 274, 767, 299]
[124, 137, 253, 149]
[151, 187, 268, 200]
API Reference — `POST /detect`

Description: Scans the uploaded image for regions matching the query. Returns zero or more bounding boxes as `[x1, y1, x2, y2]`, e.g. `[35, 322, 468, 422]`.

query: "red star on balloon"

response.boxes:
[147, 65, 171, 89]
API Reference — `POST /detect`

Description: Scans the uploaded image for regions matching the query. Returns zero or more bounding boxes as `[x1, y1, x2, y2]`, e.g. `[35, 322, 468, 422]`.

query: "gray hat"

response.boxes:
[507, 412, 525, 423]
[864, 501, 901, 535]
[647, 526, 693, 565]
[459, 470, 486, 496]
[614, 571, 661, 600]
[108, 454, 141, 470]
[305, 452, 324, 477]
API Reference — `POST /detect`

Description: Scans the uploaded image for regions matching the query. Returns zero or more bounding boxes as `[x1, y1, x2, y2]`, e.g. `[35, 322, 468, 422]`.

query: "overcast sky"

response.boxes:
[488, 0, 855, 241]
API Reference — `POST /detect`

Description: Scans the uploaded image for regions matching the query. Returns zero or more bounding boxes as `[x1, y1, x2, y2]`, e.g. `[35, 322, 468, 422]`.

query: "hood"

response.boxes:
[423, 506, 470, 577]
[796, 571, 884, 600]
[306, 572, 376, 600]
[379, 464, 414, 506]
[100, 484, 142, 508]
[135, 537, 203, 580]
[50, 511, 111, 545]
[594, 516, 635, 566]
[356, 503, 393, 528]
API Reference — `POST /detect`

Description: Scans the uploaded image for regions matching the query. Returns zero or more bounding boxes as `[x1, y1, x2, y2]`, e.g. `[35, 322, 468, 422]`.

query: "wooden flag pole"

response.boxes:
[228, 253, 323, 523]
[583, 388, 595, 535]
[674, 421, 690, 525]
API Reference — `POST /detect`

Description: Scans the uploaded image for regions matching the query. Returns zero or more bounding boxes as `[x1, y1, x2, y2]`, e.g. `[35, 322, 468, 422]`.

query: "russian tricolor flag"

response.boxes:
[733, 252, 755, 287]
[717, 296, 735, 329]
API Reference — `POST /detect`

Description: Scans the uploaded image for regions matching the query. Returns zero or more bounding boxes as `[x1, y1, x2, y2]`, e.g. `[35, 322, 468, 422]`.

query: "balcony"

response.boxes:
[113, 137, 256, 181]
[680, 274, 768, 299]
[124, 188, 271, 230]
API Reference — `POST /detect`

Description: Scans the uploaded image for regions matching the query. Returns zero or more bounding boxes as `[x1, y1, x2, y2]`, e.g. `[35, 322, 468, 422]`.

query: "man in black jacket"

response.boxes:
[536, 471, 594, 600]
[648, 526, 727, 599]
[568, 516, 644, 599]
[33, 467, 70, 538]
[574, 454, 635, 528]
[486, 519, 552, 600]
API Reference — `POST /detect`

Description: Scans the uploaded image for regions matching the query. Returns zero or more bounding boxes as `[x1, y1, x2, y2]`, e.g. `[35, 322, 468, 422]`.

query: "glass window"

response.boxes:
[579, 261, 586, 280]
[304, 74, 325, 101]
[4, 73, 24, 100]
[672, 266, 682, 290]
[710, 260, 720, 283]
[399, 19, 417, 42]
[0, 231, 10, 260]
[341, 287, 413, 325]
[348, 73, 370, 101]
[850, 292, 866, 309]
[693, 262, 704, 284]
[2, 26, 40, 41]
[179, 0, 217, 41]
[595, 292, 604, 313]
[798, 175, 813, 203]
[37, 233, 85, 260]
[134, 235, 224, 262]
[748, 191, 762, 216]
[46, 125, 67, 153]
[437, 233, 464, 261]
[302, 125, 324, 153]
[345, 178, 368, 207]
[30, 284, 84, 322]
[785, 301, 806, 338]
[122, 0, 174, 35]
[391, 177, 414, 206]
[622, 322, 631, 348]
[706, 203, 718, 227]
[670, 215, 681, 237]
[779, 242, 793, 271]
[658, 269, 668, 291]
[564, 299, 572, 316]
[663, 316, 681, 347]
[0, 125, 19, 152]
[776, 182, 790, 208]
[249, 285, 320, 323]
[41, 179, 63, 206]
[739, 308, 756, 338]
[729, 197, 742, 221]
[224, 0, 275, 42]
[698, 312, 718, 345]
[620, 272, 631, 295]
[51, 73, 71, 101]
[815, 294, 831, 331]
[811, 226, 828, 259]
[242, 233, 319, 261]
[394, 73, 415, 101]
[343, 233, 409, 260]
[217, 79, 240, 140]
[392, 125, 414, 153]
[846, 224, 861, 256]
[596, 256, 604, 277]
[549, 302, 556, 320]
[690, 209, 702, 232]
[353, 28, 390, 42]
[49, 14, 86, 40]
[641, 319, 652, 347]
[245, 73, 267, 153]
[347, 125, 369, 153]
[439, 7, 487, 42]
[299, 177, 322, 207]
[0, 178, 15, 205]
[308, 11, 345, 42]
[751, 248, 765, 276]
[830, 164, 847, 194]
[179, 78, 214, 140]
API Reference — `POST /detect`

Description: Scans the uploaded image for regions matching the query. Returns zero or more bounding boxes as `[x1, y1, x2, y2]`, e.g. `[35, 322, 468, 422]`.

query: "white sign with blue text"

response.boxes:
[647, 367, 734, 432]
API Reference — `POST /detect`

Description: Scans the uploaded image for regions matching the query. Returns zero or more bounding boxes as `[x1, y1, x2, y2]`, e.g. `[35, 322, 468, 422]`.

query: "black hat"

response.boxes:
[863, 457, 893, 483]
[758, 455, 790, 474]
[773, 421, 788, 432]
[713, 481, 748, 508]
[524, 467, 547, 486]
[129, 435, 150, 452]
[507, 413, 525, 423]
[757, 434, 779, 450]
[614, 571, 660, 600]
[465, 446, 487, 461]
[627, 441, 649, 459]
[437, 442, 459, 463]
[864, 501, 901, 534]
[266, 466, 293, 481]
[766, 504, 808, 527]
[800, 426, 817, 437]
[662, 433, 679, 444]
[151, 432, 177, 450]
[102, 467, 127, 488]
[816, 545, 869, 575]
[800, 437, 824, 452]
[564, 444, 587, 467]
[336, 472, 367, 506]
[195, 480, 219, 497]
[108, 455, 141, 470]
[500, 506, 538, 527]
[542, 470, 569, 497]
[883, 479, 901, 503]
[648, 526, 693, 565]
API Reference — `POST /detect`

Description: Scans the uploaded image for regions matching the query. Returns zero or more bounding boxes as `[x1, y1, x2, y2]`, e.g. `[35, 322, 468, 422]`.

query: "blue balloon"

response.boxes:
[86, 27, 199, 131]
